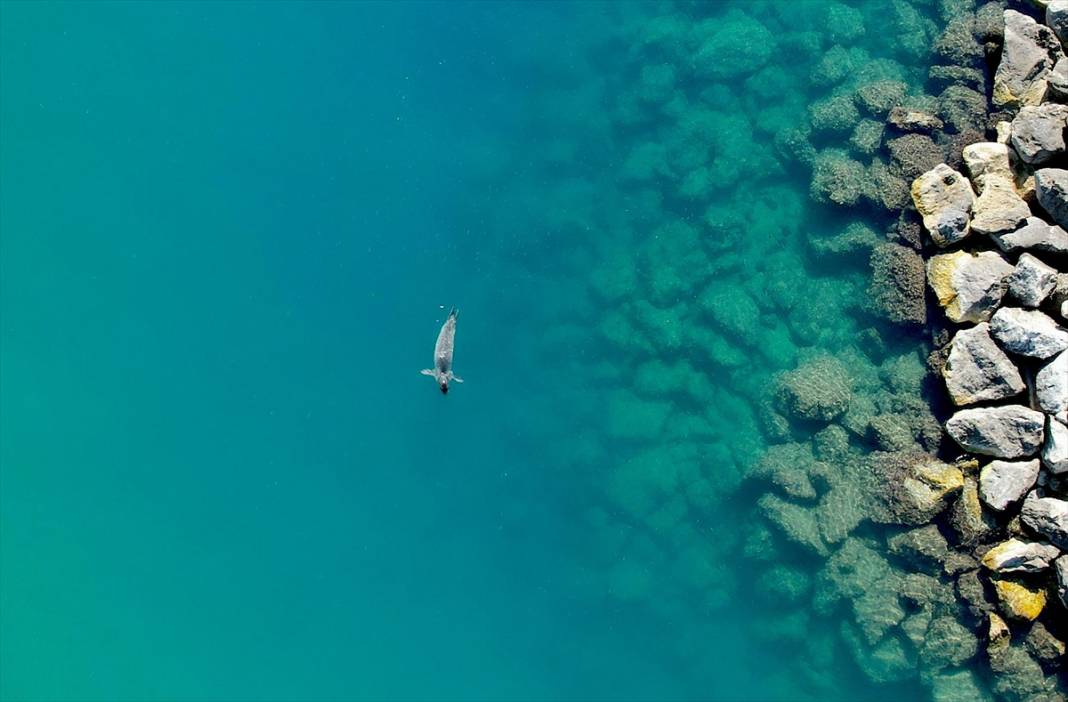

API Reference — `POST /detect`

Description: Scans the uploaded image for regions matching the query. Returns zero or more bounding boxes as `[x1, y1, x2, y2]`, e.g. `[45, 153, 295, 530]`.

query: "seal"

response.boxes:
[420, 307, 463, 394]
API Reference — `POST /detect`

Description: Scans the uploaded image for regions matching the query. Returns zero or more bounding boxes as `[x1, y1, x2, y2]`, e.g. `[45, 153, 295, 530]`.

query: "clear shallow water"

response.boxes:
[2, 1, 962, 700]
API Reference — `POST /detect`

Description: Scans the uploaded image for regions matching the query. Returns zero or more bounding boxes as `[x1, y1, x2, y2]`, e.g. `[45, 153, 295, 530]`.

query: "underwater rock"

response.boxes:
[981, 538, 1061, 573]
[1021, 492, 1068, 549]
[811, 149, 867, 206]
[929, 668, 991, 702]
[823, 538, 905, 644]
[1036, 353, 1068, 418]
[943, 323, 1026, 406]
[929, 64, 986, 92]
[865, 159, 912, 211]
[850, 119, 885, 155]
[810, 94, 861, 134]
[1010, 103, 1068, 166]
[856, 80, 908, 116]
[994, 9, 1064, 109]
[1044, 417, 1068, 473]
[871, 452, 964, 525]
[990, 307, 1068, 359]
[887, 524, 949, 574]
[959, 569, 995, 618]
[946, 406, 1045, 459]
[758, 493, 828, 556]
[841, 623, 915, 684]
[692, 10, 776, 80]
[869, 414, 917, 452]
[993, 578, 1048, 621]
[980, 459, 1041, 511]
[989, 216, 1068, 255]
[920, 616, 979, 672]
[888, 106, 944, 133]
[775, 355, 852, 422]
[889, 134, 945, 181]
[868, 243, 927, 325]
[934, 16, 985, 67]
[927, 250, 1013, 323]
[938, 85, 988, 134]
[951, 474, 999, 544]
[1035, 168, 1068, 229]
[988, 612, 1011, 657]
[970, 175, 1031, 236]
[1025, 621, 1066, 664]
[1008, 253, 1059, 307]
[912, 164, 976, 246]
[989, 645, 1051, 700]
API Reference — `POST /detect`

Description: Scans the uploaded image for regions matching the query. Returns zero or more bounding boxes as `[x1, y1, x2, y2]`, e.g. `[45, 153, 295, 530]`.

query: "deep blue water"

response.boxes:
[3, 2, 950, 701]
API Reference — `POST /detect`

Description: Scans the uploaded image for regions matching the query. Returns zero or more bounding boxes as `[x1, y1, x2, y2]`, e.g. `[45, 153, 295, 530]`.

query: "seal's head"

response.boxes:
[439, 378, 449, 394]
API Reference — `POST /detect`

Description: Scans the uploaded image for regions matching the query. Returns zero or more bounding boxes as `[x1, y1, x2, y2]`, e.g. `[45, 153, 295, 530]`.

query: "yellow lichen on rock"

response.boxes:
[993, 578, 1047, 620]
[926, 250, 967, 316]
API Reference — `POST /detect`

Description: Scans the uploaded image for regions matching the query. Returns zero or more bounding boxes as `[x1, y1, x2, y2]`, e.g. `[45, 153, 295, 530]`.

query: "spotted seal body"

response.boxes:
[420, 307, 463, 394]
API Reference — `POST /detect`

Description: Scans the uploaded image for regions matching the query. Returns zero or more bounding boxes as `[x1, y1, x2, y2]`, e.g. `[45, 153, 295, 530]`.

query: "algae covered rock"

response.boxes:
[993, 578, 1048, 621]
[946, 406, 1046, 459]
[927, 250, 1013, 323]
[920, 616, 979, 672]
[871, 452, 964, 525]
[887, 524, 950, 574]
[775, 355, 852, 422]
[942, 323, 1026, 406]
[811, 149, 867, 206]
[994, 9, 1064, 109]
[951, 475, 999, 545]
[693, 10, 776, 80]
[868, 243, 926, 325]
[981, 538, 1061, 573]
[912, 163, 975, 246]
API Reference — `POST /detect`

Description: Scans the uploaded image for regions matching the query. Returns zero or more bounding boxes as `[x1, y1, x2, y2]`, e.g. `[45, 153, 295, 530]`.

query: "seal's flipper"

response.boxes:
[420, 369, 435, 377]
[449, 372, 464, 383]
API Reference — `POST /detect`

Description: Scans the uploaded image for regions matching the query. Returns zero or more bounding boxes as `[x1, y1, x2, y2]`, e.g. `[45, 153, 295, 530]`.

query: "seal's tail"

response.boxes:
[449, 306, 459, 320]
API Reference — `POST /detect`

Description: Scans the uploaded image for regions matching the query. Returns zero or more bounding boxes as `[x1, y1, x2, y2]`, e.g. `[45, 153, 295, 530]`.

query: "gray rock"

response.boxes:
[911, 164, 975, 246]
[970, 175, 1031, 236]
[1051, 56, 1068, 100]
[946, 406, 1045, 459]
[980, 459, 1041, 510]
[1036, 352, 1068, 419]
[887, 106, 943, 133]
[927, 251, 1013, 323]
[989, 216, 1068, 256]
[1057, 555, 1068, 608]
[1044, 416, 1068, 474]
[870, 452, 964, 526]
[887, 525, 949, 574]
[994, 10, 1064, 109]
[942, 323, 1026, 405]
[1049, 0, 1068, 45]
[980, 538, 1061, 572]
[1021, 492, 1068, 548]
[1009, 103, 1068, 166]
[1023, 621, 1066, 664]
[1007, 253, 1059, 308]
[962, 141, 1015, 186]
[919, 616, 978, 672]
[1035, 168, 1068, 229]
[990, 307, 1068, 359]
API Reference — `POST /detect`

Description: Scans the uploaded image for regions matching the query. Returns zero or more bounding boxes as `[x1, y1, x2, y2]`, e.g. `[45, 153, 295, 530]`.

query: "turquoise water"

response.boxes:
[2, 2, 970, 701]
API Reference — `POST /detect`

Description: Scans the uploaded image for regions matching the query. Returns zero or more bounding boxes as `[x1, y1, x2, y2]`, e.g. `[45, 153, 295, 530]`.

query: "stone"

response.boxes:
[759, 494, 828, 557]
[994, 9, 1064, 109]
[989, 307, 1068, 359]
[887, 525, 949, 574]
[1035, 351, 1068, 418]
[1007, 253, 1059, 307]
[775, 355, 851, 422]
[980, 459, 1041, 510]
[1010, 103, 1068, 166]
[1051, 56, 1068, 100]
[970, 175, 1031, 236]
[1057, 555, 1068, 608]
[988, 612, 1011, 656]
[850, 119, 884, 155]
[867, 244, 926, 325]
[920, 616, 978, 672]
[988, 645, 1049, 700]
[927, 251, 1013, 323]
[887, 106, 943, 133]
[938, 86, 987, 135]
[1049, 0, 1068, 45]
[993, 578, 1048, 620]
[962, 141, 1015, 186]
[950, 475, 998, 545]
[989, 216, 1068, 256]
[888, 134, 945, 181]
[871, 452, 964, 526]
[1035, 168, 1068, 229]
[946, 406, 1045, 459]
[811, 149, 867, 206]
[911, 164, 975, 246]
[942, 323, 1026, 406]
[1021, 491, 1068, 549]
[1044, 417, 1068, 474]
[1024, 621, 1066, 663]
[981, 538, 1061, 573]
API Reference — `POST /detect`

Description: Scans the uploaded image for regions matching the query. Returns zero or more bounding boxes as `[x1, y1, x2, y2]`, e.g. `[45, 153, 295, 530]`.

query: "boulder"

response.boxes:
[989, 307, 1068, 358]
[759, 494, 828, 556]
[887, 106, 943, 133]
[979, 459, 1041, 510]
[927, 251, 1013, 323]
[1044, 417, 1068, 474]
[993, 578, 1048, 620]
[911, 164, 975, 246]
[946, 406, 1045, 458]
[988, 216, 1068, 255]
[871, 452, 964, 525]
[980, 538, 1061, 573]
[988, 612, 1011, 656]
[1057, 555, 1068, 608]
[775, 355, 852, 422]
[1007, 253, 1059, 307]
[942, 323, 1026, 405]
[1024, 621, 1066, 664]
[887, 525, 949, 574]
[1049, 0, 1068, 46]
[938, 86, 987, 135]
[1035, 167, 1068, 229]
[888, 134, 945, 181]
[1021, 491, 1068, 548]
[970, 175, 1031, 236]
[919, 616, 978, 672]
[811, 149, 867, 206]
[1009, 103, 1068, 166]
[867, 244, 926, 325]
[993, 9, 1064, 109]
[1035, 351, 1068, 418]
[962, 141, 1015, 186]
[950, 475, 999, 544]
